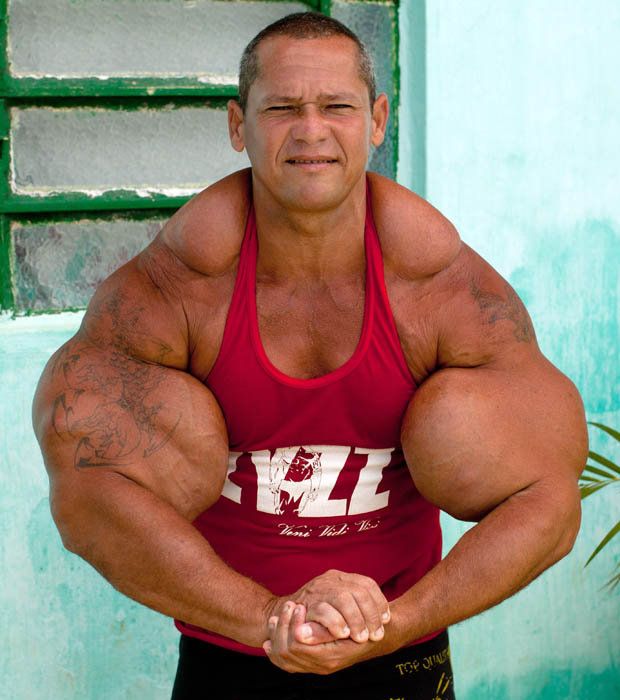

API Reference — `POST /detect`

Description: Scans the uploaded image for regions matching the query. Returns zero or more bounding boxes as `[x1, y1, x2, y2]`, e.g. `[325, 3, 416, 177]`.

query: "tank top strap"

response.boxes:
[364, 176, 416, 385]
[206, 204, 257, 379]
[237, 204, 258, 286]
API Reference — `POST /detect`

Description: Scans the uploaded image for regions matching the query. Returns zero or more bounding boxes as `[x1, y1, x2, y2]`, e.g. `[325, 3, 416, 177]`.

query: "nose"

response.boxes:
[289, 103, 330, 144]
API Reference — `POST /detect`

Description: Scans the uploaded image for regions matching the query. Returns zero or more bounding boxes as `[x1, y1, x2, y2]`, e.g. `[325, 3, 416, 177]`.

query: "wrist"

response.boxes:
[252, 593, 285, 647]
[387, 596, 423, 650]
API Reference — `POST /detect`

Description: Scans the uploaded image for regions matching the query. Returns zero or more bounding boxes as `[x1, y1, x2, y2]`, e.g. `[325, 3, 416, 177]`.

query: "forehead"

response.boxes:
[253, 35, 365, 95]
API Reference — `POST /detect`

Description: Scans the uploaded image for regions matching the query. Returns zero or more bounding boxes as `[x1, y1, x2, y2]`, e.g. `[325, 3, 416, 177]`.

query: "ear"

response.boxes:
[227, 100, 246, 152]
[370, 93, 389, 148]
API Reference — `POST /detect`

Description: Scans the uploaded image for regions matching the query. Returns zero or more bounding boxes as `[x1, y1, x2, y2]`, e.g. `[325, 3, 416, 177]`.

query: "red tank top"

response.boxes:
[175, 182, 442, 654]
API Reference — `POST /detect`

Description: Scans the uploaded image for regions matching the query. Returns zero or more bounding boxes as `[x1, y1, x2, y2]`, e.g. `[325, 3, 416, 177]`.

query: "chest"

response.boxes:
[188, 256, 438, 386]
[255, 276, 366, 379]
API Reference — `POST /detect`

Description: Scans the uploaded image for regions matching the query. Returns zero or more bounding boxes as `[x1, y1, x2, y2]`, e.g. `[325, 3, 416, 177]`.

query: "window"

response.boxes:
[0, 0, 399, 312]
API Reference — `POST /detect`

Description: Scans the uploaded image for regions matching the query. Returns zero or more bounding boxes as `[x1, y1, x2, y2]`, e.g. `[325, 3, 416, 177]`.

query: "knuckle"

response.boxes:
[326, 660, 340, 674]
[314, 601, 331, 614]
[334, 590, 352, 605]
[361, 575, 381, 591]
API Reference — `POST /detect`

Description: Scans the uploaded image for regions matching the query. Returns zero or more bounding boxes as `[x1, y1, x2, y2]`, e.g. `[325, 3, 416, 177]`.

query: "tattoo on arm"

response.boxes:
[51, 290, 182, 469]
[469, 280, 535, 343]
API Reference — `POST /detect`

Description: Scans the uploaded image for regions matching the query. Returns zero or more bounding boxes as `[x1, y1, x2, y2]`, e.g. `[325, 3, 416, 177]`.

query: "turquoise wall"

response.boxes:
[1, 1, 619, 698]
[0, 315, 180, 699]
[398, 1, 620, 698]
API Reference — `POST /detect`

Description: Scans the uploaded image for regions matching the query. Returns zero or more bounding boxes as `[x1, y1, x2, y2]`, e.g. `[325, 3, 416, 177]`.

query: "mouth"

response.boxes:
[285, 157, 338, 166]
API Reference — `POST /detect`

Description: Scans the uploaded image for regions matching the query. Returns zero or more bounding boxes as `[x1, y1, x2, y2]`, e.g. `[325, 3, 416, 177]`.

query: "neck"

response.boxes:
[252, 176, 367, 282]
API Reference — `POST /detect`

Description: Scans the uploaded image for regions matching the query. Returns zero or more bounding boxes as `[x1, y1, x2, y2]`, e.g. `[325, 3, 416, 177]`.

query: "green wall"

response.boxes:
[398, 1, 620, 697]
[1, 1, 619, 698]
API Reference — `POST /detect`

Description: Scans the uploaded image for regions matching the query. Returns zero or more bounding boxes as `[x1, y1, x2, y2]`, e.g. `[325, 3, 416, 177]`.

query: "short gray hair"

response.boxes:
[238, 12, 376, 112]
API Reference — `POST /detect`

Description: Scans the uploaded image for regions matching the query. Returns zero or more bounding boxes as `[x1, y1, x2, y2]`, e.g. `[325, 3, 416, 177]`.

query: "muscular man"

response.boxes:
[33, 12, 587, 700]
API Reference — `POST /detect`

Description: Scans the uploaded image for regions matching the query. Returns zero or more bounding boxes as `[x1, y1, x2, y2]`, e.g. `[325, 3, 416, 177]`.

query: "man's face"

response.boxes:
[228, 35, 388, 213]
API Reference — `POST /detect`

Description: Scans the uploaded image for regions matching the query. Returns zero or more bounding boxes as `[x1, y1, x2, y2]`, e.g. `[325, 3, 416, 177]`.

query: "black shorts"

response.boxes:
[171, 630, 456, 700]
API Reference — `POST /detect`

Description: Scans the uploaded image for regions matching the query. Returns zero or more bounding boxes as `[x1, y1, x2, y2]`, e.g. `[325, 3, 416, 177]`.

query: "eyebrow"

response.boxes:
[260, 93, 361, 105]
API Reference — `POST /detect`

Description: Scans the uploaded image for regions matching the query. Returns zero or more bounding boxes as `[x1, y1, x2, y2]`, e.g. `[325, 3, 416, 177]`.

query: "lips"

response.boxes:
[285, 157, 338, 164]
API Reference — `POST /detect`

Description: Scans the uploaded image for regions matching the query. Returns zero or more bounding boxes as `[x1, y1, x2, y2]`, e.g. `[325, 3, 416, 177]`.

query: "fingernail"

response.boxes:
[356, 628, 369, 642]
[341, 626, 350, 638]
[382, 611, 391, 623]
[300, 624, 313, 639]
[295, 605, 304, 616]
[263, 641, 272, 654]
[268, 616, 278, 628]
[372, 626, 385, 640]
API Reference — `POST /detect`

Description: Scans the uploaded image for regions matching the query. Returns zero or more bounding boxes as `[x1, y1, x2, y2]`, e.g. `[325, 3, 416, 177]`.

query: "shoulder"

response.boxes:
[159, 168, 252, 276]
[367, 171, 461, 279]
[368, 174, 539, 373]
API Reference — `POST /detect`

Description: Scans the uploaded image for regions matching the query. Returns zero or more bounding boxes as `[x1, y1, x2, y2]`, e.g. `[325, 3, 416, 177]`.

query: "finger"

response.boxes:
[263, 615, 278, 655]
[351, 589, 384, 642]
[305, 602, 350, 642]
[364, 577, 391, 627]
[327, 591, 368, 643]
[268, 615, 279, 640]
[347, 575, 390, 641]
[294, 620, 338, 646]
[273, 601, 295, 654]
[288, 604, 307, 648]
[360, 577, 391, 626]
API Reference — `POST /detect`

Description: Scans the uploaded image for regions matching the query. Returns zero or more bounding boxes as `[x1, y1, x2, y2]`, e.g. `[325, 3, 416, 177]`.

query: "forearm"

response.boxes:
[53, 471, 273, 648]
[389, 480, 581, 646]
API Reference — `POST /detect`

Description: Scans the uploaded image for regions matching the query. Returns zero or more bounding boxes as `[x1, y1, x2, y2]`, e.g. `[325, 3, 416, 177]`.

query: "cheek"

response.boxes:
[247, 126, 287, 162]
[338, 119, 371, 148]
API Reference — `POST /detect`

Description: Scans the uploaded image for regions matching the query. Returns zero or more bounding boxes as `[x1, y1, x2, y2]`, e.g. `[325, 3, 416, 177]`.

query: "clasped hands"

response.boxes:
[262, 569, 397, 675]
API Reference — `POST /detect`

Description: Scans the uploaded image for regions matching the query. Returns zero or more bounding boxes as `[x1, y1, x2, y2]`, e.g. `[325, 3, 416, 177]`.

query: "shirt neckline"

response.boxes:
[247, 202, 376, 390]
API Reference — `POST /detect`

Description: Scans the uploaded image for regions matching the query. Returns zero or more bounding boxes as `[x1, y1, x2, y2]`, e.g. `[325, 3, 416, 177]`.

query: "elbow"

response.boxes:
[49, 486, 89, 557]
[554, 497, 582, 561]
[543, 483, 582, 564]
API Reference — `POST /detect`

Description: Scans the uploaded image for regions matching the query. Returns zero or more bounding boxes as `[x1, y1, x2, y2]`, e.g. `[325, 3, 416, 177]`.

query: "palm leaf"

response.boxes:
[582, 464, 617, 480]
[585, 521, 620, 567]
[588, 422, 620, 443]
[588, 451, 620, 476]
[580, 475, 602, 483]
[603, 562, 620, 591]
[580, 481, 616, 499]
[582, 422, 619, 590]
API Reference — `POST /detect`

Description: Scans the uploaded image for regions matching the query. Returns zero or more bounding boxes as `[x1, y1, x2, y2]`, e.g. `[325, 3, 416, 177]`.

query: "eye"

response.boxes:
[327, 104, 354, 110]
[267, 105, 294, 112]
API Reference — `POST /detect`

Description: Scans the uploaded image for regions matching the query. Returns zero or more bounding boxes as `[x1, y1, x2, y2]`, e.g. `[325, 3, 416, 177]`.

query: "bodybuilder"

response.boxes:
[33, 12, 587, 700]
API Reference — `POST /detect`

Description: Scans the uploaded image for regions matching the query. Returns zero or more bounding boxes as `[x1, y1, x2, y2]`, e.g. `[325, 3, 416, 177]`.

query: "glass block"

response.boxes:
[331, 0, 397, 177]
[12, 217, 167, 311]
[7, 0, 308, 82]
[10, 105, 249, 196]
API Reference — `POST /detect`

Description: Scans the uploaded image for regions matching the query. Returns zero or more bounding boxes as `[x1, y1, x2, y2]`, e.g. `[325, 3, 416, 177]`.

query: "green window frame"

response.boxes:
[0, 0, 399, 313]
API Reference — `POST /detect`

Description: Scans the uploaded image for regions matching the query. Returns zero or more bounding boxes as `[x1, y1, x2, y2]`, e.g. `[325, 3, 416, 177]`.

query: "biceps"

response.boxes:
[401, 361, 587, 521]
[34, 339, 228, 519]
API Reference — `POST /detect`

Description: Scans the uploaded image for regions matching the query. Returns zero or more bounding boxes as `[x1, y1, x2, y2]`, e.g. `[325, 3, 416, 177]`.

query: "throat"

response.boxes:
[253, 193, 367, 281]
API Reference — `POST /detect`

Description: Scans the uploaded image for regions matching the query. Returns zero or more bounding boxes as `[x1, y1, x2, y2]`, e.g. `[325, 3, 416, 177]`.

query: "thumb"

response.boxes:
[293, 620, 339, 646]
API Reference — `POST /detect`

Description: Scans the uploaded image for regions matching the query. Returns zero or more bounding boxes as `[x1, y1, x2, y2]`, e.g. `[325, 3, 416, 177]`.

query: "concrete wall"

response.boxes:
[1, 1, 619, 698]
[398, 1, 620, 697]
[0, 314, 180, 699]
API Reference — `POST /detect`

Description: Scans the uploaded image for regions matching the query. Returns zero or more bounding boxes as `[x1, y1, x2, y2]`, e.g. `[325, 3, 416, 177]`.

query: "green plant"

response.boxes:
[579, 422, 620, 590]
